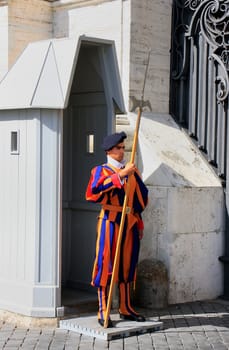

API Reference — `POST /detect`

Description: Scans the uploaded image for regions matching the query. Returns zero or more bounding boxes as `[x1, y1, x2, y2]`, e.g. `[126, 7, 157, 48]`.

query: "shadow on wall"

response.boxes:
[133, 112, 221, 188]
[129, 96, 152, 113]
[141, 161, 194, 188]
[137, 113, 195, 187]
[134, 259, 168, 309]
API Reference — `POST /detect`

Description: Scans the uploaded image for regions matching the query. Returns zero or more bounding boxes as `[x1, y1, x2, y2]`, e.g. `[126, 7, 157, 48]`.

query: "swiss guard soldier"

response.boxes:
[85, 131, 148, 327]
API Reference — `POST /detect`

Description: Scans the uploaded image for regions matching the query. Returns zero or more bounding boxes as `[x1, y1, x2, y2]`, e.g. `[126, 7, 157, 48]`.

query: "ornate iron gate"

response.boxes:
[170, 0, 229, 295]
[170, 0, 229, 181]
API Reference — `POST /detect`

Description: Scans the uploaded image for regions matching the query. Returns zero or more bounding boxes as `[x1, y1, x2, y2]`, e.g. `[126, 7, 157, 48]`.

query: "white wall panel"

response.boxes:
[0, 109, 61, 316]
[0, 110, 37, 282]
[37, 109, 61, 284]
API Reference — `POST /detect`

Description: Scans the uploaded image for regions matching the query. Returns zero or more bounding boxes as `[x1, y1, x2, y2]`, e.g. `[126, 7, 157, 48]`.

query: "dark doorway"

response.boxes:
[61, 44, 111, 312]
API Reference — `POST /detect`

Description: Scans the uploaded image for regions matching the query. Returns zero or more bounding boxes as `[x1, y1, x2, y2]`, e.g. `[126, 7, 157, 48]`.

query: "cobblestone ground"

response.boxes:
[1, 300, 229, 349]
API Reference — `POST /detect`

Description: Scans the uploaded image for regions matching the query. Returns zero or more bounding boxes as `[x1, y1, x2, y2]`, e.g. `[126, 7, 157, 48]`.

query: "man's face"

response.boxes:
[107, 141, 125, 162]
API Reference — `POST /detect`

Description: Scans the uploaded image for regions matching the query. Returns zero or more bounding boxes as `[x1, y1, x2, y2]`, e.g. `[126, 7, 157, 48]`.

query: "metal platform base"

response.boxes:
[59, 314, 163, 340]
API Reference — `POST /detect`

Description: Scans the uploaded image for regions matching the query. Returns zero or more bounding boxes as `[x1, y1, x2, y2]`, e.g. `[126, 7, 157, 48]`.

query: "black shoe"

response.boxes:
[98, 318, 113, 328]
[119, 313, 145, 322]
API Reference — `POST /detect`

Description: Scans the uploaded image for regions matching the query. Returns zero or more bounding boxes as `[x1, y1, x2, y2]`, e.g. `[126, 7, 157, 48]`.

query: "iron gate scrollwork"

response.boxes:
[170, 0, 229, 180]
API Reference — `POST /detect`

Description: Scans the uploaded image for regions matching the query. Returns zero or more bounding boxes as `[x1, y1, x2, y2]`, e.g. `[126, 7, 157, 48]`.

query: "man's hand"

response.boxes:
[119, 162, 136, 179]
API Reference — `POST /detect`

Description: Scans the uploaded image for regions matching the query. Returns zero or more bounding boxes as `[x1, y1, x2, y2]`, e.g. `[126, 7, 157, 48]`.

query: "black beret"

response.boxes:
[102, 131, 127, 151]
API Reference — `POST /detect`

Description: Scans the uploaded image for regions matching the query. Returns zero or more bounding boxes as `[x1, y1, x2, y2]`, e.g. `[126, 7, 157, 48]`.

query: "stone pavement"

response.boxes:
[1, 299, 229, 349]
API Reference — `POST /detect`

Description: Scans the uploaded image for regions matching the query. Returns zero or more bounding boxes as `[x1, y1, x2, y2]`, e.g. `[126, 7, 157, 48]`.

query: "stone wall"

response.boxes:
[0, 3, 8, 79]
[8, 0, 52, 67]
[131, 112, 224, 304]
[129, 0, 172, 114]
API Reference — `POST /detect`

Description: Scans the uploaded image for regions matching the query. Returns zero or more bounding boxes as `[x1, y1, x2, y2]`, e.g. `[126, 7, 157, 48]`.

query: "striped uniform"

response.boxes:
[86, 163, 148, 288]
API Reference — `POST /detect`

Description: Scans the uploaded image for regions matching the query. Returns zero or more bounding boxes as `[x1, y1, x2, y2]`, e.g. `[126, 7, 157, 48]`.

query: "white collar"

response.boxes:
[107, 155, 126, 169]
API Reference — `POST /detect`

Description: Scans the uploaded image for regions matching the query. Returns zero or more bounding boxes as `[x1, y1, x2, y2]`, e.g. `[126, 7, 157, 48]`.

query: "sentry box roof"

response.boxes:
[0, 35, 125, 112]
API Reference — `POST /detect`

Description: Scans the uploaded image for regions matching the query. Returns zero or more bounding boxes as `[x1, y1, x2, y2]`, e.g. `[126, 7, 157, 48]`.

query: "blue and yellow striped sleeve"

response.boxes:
[86, 165, 122, 203]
